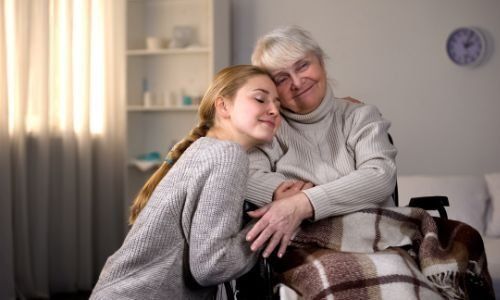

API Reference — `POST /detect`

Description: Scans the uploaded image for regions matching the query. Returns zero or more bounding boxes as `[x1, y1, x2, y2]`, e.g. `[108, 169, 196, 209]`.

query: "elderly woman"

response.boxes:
[242, 26, 494, 300]
[244, 25, 397, 258]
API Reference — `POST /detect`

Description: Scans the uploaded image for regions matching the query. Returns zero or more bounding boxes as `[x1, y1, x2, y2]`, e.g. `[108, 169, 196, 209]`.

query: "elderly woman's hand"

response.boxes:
[246, 190, 314, 258]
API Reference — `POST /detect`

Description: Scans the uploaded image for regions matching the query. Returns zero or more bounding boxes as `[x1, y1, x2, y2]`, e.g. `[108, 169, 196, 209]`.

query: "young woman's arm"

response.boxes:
[188, 143, 260, 286]
[245, 138, 287, 206]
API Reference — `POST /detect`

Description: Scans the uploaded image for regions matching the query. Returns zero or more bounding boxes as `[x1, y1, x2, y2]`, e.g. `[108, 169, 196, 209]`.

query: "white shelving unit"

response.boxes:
[125, 0, 230, 204]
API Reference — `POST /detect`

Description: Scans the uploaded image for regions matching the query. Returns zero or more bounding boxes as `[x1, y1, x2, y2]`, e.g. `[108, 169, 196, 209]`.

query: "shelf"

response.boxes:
[128, 159, 162, 172]
[127, 105, 198, 112]
[127, 47, 210, 56]
[127, 0, 202, 4]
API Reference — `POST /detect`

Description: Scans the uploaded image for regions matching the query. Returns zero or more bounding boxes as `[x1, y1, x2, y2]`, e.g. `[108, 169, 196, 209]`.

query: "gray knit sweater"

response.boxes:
[246, 86, 398, 220]
[91, 137, 258, 300]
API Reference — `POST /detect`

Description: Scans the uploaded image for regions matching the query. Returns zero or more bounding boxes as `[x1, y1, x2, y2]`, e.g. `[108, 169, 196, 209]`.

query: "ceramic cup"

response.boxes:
[146, 37, 163, 50]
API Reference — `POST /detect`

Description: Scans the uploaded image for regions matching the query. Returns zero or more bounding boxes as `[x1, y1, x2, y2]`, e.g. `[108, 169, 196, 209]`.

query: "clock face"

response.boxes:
[446, 27, 486, 66]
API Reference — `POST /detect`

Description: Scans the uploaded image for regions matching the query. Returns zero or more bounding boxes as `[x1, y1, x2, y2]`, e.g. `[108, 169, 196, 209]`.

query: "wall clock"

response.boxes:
[446, 27, 487, 67]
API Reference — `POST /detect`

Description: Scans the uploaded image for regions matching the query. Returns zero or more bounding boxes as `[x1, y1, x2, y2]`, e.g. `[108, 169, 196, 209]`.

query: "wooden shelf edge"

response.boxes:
[127, 105, 198, 112]
[127, 47, 210, 56]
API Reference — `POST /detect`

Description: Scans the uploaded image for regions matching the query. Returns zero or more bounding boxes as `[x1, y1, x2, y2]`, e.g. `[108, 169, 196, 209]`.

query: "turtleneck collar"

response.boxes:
[280, 85, 335, 124]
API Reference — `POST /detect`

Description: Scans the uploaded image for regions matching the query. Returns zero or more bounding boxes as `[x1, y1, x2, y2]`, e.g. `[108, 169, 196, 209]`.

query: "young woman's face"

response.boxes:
[270, 52, 327, 114]
[226, 75, 281, 148]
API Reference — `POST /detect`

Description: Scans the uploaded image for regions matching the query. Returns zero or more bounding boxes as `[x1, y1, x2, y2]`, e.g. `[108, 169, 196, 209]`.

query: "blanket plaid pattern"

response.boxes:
[272, 207, 494, 300]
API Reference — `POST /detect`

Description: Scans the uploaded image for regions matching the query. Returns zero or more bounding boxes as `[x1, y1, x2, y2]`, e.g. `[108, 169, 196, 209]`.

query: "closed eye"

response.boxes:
[296, 61, 309, 72]
[273, 75, 288, 86]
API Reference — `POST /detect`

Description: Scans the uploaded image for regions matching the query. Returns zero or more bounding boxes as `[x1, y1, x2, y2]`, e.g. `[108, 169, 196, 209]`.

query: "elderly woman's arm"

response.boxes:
[303, 104, 397, 220]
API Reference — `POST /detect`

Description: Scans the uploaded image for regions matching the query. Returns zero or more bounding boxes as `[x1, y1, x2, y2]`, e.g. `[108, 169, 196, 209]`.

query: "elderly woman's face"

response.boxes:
[270, 52, 327, 114]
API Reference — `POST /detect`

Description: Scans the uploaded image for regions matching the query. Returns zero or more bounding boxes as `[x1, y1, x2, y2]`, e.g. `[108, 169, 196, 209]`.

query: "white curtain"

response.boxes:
[0, 0, 126, 298]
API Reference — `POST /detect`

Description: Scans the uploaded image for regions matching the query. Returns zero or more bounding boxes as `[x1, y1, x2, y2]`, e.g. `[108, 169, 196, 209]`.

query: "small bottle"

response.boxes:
[143, 78, 152, 107]
[158, 91, 167, 107]
[182, 95, 192, 106]
[169, 91, 178, 107]
[179, 88, 192, 106]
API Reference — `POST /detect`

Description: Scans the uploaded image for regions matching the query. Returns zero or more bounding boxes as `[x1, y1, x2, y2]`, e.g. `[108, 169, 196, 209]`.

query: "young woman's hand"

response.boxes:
[273, 180, 313, 200]
[342, 96, 363, 104]
[246, 191, 313, 258]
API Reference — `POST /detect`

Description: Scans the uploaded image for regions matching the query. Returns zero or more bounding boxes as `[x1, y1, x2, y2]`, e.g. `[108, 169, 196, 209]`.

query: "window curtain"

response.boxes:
[0, 0, 126, 298]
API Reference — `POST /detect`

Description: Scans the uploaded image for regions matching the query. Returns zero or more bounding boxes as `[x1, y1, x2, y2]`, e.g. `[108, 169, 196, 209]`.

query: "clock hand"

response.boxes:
[464, 30, 474, 48]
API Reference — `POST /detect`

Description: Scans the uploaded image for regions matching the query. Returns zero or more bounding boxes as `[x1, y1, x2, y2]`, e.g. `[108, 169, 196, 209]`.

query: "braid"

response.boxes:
[128, 122, 210, 224]
[165, 122, 210, 165]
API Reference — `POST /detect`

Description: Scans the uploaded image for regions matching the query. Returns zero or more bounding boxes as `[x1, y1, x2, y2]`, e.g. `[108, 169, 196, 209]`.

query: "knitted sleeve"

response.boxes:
[303, 104, 398, 220]
[245, 138, 287, 207]
[189, 143, 259, 286]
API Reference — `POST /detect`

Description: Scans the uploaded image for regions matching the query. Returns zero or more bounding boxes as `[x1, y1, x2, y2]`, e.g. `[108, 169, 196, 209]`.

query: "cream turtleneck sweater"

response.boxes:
[246, 86, 397, 220]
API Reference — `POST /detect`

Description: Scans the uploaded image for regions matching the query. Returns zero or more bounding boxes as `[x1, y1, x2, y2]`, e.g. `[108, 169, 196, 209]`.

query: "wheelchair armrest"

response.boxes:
[237, 201, 275, 299]
[262, 258, 274, 300]
[243, 201, 259, 226]
[408, 196, 449, 220]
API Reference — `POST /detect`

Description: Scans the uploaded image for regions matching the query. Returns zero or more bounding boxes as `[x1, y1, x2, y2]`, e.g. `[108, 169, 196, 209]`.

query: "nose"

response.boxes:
[290, 73, 301, 90]
[268, 101, 279, 115]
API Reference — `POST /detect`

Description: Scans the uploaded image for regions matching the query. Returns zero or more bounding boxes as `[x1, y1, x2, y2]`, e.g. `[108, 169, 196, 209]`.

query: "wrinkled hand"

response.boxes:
[273, 180, 314, 200]
[246, 192, 313, 258]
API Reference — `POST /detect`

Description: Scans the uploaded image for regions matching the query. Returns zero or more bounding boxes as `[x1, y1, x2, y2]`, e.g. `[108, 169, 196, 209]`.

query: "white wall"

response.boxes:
[230, 0, 500, 176]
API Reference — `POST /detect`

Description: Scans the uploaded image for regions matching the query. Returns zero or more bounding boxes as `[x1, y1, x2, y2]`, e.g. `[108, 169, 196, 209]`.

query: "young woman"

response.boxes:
[90, 65, 281, 299]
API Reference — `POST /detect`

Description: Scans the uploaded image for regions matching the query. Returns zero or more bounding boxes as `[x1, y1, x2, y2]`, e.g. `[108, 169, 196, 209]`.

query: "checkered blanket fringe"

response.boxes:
[273, 207, 494, 300]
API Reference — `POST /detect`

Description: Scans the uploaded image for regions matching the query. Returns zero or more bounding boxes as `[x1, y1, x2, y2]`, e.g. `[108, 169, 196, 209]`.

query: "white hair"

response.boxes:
[251, 25, 326, 70]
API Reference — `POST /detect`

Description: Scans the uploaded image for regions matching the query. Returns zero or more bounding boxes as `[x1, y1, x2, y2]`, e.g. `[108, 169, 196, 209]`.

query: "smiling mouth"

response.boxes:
[260, 119, 276, 128]
[293, 83, 315, 99]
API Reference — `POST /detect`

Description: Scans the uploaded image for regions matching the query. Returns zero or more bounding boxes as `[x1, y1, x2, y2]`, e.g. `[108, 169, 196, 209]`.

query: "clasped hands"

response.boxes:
[246, 180, 314, 258]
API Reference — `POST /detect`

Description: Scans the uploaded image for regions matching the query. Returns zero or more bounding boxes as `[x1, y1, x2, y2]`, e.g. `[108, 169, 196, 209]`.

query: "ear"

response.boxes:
[215, 96, 231, 118]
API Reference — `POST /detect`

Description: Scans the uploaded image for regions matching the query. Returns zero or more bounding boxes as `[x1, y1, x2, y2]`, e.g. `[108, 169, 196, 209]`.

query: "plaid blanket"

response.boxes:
[272, 207, 494, 300]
